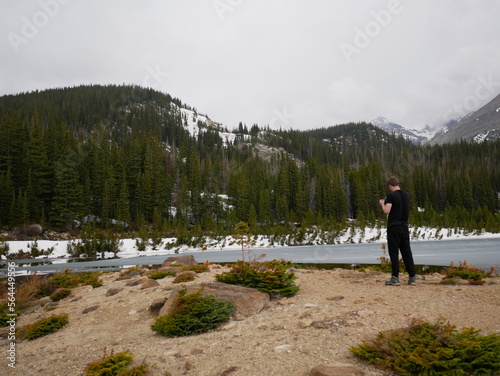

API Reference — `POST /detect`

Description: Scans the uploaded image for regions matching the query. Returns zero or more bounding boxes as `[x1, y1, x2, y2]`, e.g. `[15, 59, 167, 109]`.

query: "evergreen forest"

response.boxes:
[0, 84, 499, 241]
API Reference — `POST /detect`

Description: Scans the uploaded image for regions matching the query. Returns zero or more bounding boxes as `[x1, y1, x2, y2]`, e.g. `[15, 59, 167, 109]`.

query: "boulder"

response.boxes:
[310, 363, 362, 376]
[158, 282, 270, 317]
[106, 288, 124, 297]
[162, 255, 198, 267]
[149, 297, 167, 312]
[25, 224, 43, 237]
[140, 279, 160, 289]
[82, 305, 100, 314]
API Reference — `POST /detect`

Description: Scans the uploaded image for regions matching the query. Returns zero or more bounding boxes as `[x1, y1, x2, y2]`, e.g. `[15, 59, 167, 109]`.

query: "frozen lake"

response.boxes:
[2, 237, 499, 277]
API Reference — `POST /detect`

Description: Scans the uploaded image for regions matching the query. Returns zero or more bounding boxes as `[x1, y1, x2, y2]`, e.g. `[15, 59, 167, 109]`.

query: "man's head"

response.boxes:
[387, 176, 400, 188]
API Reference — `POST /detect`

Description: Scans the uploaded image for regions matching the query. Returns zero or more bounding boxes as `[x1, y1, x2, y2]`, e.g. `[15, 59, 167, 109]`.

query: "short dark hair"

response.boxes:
[387, 176, 400, 187]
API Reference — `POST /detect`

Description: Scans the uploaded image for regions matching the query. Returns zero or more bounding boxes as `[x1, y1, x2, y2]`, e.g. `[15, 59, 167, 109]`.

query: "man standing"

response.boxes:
[379, 176, 417, 286]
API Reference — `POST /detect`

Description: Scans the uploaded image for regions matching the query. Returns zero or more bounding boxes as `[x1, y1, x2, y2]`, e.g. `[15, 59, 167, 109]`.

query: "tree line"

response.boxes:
[0, 84, 498, 237]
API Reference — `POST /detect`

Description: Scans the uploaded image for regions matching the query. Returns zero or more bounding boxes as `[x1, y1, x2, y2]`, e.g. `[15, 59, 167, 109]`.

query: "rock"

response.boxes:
[71, 285, 94, 296]
[233, 313, 245, 321]
[25, 224, 43, 237]
[298, 319, 313, 328]
[274, 344, 292, 353]
[162, 255, 198, 267]
[200, 282, 270, 317]
[311, 320, 333, 329]
[106, 288, 124, 297]
[150, 297, 167, 312]
[125, 278, 146, 287]
[310, 363, 362, 376]
[304, 303, 319, 309]
[44, 301, 59, 308]
[82, 305, 99, 314]
[221, 366, 240, 375]
[118, 271, 141, 280]
[357, 309, 375, 318]
[158, 282, 270, 317]
[141, 279, 160, 289]
[326, 296, 344, 301]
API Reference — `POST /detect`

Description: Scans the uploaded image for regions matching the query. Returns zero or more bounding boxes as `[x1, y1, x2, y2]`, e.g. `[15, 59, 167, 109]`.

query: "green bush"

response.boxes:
[173, 272, 195, 283]
[442, 260, 488, 284]
[350, 317, 500, 376]
[151, 288, 233, 337]
[148, 270, 175, 280]
[36, 271, 102, 298]
[19, 314, 69, 340]
[0, 303, 20, 327]
[49, 288, 72, 301]
[215, 259, 299, 298]
[84, 350, 149, 376]
[181, 264, 209, 273]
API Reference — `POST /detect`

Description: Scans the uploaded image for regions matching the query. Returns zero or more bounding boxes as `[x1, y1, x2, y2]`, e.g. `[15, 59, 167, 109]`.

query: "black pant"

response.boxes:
[387, 225, 415, 278]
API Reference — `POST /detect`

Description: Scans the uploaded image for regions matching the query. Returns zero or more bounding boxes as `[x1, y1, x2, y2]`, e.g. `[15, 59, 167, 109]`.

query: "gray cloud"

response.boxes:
[1, 0, 499, 131]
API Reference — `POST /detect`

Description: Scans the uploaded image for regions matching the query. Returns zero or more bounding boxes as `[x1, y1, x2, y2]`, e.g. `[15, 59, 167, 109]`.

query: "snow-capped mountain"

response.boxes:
[430, 92, 500, 144]
[370, 116, 430, 144]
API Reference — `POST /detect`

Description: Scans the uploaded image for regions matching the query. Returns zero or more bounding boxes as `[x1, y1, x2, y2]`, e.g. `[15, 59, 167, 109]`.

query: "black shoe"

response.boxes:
[408, 276, 417, 286]
[385, 276, 400, 286]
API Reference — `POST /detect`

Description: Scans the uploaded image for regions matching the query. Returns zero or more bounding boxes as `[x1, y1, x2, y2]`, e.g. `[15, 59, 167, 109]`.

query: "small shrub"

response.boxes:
[84, 349, 149, 376]
[442, 260, 489, 285]
[173, 272, 195, 283]
[18, 314, 69, 340]
[0, 303, 20, 327]
[181, 264, 209, 273]
[215, 259, 299, 298]
[36, 271, 102, 297]
[350, 317, 500, 376]
[151, 288, 233, 337]
[49, 288, 72, 301]
[148, 271, 175, 280]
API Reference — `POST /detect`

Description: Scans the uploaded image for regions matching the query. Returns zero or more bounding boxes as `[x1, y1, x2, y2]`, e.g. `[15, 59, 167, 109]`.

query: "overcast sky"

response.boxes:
[1, 0, 500, 131]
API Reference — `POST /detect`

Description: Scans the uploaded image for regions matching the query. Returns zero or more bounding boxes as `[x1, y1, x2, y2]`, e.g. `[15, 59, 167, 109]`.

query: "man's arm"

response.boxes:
[379, 199, 392, 215]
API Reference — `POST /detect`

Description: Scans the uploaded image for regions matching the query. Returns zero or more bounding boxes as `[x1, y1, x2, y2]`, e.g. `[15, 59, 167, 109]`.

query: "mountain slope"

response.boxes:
[370, 116, 429, 144]
[430, 92, 500, 144]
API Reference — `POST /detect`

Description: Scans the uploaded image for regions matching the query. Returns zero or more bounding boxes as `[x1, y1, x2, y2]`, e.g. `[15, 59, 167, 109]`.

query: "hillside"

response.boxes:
[430, 92, 500, 144]
[0, 84, 499, 240]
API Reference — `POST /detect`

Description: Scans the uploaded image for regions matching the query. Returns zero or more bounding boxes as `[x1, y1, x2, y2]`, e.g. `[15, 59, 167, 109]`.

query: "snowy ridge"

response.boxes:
[172, 104, 248, 145]
[370, 116, 431, 144]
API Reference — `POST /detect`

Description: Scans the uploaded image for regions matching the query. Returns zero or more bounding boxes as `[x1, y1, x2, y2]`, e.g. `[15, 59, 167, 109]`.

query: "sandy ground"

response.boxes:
[3, 266, 500, 376]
